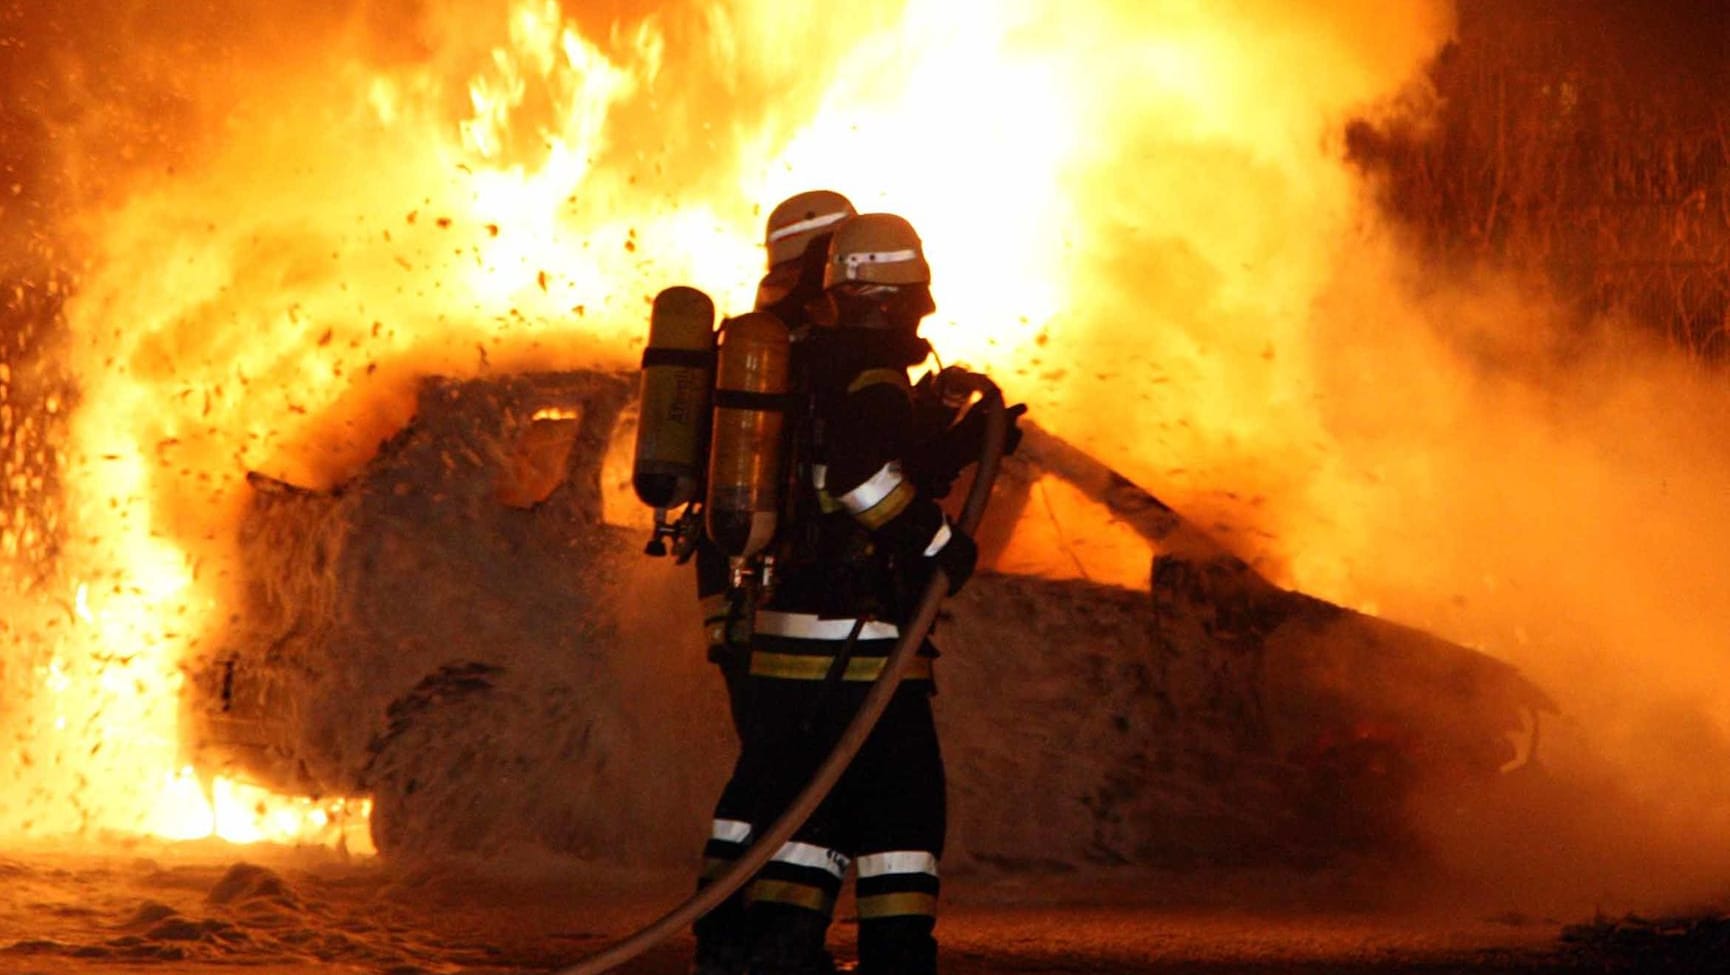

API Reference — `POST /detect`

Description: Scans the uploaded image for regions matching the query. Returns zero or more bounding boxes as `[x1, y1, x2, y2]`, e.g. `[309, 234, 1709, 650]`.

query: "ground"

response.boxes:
[4, 840, 1705, 975]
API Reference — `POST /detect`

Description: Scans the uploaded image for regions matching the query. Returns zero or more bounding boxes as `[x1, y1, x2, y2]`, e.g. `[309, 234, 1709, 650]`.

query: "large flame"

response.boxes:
[5, 0, 1730, 902]
[0, 0, 1467, 840]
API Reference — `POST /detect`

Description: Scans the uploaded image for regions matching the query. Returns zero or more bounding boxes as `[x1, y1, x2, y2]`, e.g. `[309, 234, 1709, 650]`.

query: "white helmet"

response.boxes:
[822, 213, 931, 291]
[763, 190, 856, 268]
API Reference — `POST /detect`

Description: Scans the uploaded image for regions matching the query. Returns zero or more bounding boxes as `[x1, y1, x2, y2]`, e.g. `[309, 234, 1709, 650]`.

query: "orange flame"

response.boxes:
[0, 0, 1459, 846]
[10, 0, 1730, 897]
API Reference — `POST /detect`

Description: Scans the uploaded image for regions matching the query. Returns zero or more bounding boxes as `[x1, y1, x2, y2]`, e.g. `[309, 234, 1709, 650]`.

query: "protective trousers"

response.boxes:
[693, 675, 945, 975]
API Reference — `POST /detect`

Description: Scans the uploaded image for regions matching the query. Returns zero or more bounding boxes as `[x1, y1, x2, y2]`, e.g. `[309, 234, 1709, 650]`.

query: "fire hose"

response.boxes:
[556, 377, 1009, 975]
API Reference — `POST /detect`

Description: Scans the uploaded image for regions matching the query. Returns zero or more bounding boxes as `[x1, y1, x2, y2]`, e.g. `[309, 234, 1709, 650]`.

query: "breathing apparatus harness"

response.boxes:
[584, 288, 1008, 975]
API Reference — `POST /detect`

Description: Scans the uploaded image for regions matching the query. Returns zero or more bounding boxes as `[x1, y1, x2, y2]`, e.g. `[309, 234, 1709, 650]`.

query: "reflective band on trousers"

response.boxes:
[857, 891, 938, 919]
[856, 850, 939, 878]
[768, 209, 850, 244]
[750, 651, 932, 682]
[749, 878, 835, 914]
[710, 819, 752, 844]
[773, 840, 850, 879]
[754, 611, 900, 642]
[838, 461, 906, 515]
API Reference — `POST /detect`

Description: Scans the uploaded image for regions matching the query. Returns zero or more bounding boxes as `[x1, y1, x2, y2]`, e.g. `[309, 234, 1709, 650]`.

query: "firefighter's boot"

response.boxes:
[692, 888, 749, 975]
[745, 904, 836, 975]
[857, 915, 938, 975]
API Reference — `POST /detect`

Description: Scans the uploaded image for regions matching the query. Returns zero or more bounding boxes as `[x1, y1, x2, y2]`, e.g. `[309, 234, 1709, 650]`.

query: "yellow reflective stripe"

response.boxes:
[748, 879, 835, 914]
[856, 891, 938, 919]
[847, 368, 910, 394]
[853, 480, 914, 530]
[749, 652, 932, 682]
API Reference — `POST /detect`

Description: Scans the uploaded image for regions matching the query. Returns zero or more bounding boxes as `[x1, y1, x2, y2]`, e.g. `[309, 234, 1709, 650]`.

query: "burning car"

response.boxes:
[183, 367, 1553, 867]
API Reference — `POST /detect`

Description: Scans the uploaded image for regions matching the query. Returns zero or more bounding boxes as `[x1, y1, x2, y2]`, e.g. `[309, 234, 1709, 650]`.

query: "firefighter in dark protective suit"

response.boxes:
[691, 212, 1000, 975]
[690, 188, 858, 970]
[696, 190, 859, 720]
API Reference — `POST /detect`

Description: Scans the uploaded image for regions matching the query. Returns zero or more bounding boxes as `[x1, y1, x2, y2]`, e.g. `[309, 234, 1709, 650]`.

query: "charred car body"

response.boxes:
[184, 368, 1552, 867]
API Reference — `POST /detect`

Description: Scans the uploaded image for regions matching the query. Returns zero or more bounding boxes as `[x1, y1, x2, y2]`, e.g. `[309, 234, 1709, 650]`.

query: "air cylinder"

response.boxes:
[632, 286, 717, 510]
[705, 311, 791, 558]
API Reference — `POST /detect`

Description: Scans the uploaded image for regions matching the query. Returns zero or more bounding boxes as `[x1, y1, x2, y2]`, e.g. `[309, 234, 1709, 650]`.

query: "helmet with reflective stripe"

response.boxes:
[822, 213, 931, 290]
[764, 190, 856, 268]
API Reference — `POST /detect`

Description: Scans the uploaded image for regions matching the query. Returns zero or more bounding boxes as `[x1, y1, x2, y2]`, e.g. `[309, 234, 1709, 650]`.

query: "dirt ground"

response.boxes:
[0, 839, 1658, 975]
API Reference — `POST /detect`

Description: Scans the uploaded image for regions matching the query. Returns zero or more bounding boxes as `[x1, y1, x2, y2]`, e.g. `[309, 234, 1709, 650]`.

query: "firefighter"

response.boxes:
[754, 189, 858, 327]
[691, 190, 859, 974]
[700, 189, 859, 677]
[697, 189, 861, 694]
[693, 212, 1000, 975]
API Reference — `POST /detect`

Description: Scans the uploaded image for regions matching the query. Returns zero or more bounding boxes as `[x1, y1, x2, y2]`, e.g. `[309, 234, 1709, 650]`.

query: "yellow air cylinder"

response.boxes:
[632, 286, 717, 510]
[705, 311, 791, 559]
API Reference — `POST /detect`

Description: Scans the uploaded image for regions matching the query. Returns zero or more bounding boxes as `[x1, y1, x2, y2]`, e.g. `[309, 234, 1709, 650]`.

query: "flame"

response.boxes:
[9, 0, 1730, 897]
[1, 0, 1458, 846]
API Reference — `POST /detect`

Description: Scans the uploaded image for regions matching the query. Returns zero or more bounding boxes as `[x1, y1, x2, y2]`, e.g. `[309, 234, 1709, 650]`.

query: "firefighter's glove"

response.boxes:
[926, 520, 978, 597]
[911, 371, 956, 434]
[952, 401, 1027, 463]
[911, 402, 1028, 497]
[904, 439, 959, 500]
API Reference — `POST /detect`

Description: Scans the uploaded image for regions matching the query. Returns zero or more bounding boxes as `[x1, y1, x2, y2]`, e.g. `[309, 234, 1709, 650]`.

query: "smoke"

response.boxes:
[1207, 14, 1730, 913]
[1303, 256, 1730, 911]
